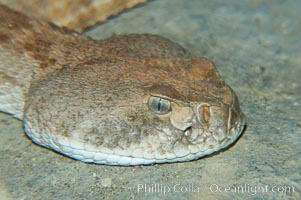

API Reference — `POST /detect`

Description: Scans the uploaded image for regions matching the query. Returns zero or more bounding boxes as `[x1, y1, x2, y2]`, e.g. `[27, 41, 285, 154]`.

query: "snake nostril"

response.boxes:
[198, 103, 210, 124]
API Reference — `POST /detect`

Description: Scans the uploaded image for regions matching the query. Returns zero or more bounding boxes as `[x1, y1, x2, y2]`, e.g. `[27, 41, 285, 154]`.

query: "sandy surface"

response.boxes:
[0, 0, 300, 199]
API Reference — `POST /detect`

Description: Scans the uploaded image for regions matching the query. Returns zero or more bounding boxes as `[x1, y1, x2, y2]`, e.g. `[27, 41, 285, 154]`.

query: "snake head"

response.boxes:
[23, 35, 245, 165]
[136, 57, 246, 163]
[144, 85, 245, 163]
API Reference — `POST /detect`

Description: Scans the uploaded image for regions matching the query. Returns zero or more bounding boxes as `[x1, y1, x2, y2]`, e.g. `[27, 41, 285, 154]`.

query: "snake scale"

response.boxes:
[0, 5, 245, 165]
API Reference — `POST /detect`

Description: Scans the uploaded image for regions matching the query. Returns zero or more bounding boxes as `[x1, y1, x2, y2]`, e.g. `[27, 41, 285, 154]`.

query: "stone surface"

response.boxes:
[0, 0, 300, 199]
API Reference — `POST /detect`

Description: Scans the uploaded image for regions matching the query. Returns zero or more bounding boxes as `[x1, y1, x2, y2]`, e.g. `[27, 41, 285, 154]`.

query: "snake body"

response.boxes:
[0, 5, 245, 165]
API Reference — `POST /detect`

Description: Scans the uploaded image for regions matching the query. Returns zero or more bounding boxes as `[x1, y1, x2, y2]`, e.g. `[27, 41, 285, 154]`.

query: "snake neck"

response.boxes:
[0, 5, 98, 119]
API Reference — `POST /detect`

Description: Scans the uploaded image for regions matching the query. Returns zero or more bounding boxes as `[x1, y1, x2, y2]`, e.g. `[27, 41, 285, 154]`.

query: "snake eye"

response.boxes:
[148, 96, 171, 114]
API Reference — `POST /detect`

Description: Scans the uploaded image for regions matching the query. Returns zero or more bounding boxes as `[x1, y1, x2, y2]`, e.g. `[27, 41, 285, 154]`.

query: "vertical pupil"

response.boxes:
[157, 98, 162, 112]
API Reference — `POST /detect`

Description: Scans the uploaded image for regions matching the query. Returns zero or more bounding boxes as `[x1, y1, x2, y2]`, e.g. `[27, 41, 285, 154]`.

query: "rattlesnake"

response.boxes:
[0, 5, 245, 165]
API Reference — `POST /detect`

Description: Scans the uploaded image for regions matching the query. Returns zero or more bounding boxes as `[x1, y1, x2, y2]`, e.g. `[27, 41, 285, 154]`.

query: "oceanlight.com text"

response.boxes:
[133, 183, 295, 196]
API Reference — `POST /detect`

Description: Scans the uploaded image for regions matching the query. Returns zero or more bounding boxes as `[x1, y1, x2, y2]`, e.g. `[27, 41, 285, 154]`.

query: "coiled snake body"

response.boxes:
[0, 5, 245, 165]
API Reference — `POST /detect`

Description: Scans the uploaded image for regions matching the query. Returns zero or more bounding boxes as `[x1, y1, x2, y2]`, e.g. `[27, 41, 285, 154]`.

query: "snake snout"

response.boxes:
[183, 103, 245, 145]
[228, 108, 246, 140]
